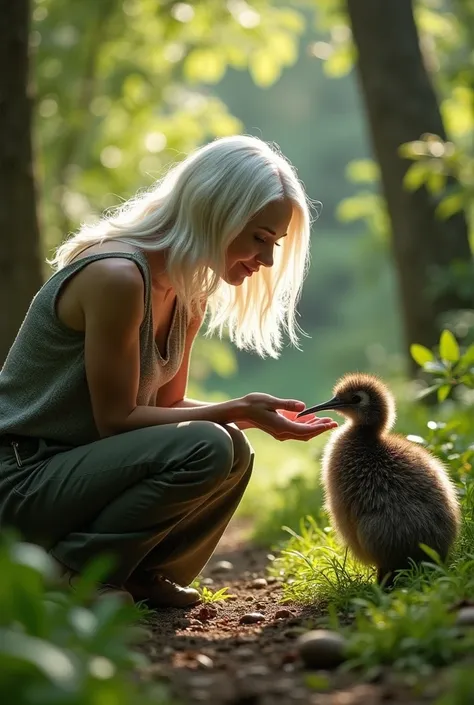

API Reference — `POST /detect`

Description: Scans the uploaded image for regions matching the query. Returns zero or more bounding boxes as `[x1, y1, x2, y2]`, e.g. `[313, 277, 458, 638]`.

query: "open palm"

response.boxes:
[277, 408, 334, 425]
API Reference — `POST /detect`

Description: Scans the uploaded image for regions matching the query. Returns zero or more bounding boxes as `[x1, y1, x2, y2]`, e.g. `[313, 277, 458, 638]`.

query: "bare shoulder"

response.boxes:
[57, 253, 146, 332]
[80, 256, 144, 292]
[73, 258, 145, 335]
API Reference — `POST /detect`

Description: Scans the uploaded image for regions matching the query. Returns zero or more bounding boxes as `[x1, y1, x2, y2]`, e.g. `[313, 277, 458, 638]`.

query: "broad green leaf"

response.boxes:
[415, 384, 440, 400]
[437, 384, 451, 403]
[0, 629, 79, 690]
[439, 329, 460, 363]
[426, 170, 446, 196]
[403, 162, 429, 191]
[460, 344, 474, 367]
[410, 344, 435, 366]
[435, 191, 465, 219]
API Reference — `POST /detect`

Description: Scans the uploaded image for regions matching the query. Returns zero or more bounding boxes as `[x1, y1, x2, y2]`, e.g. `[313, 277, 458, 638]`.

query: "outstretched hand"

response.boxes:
[238, 393, 338, 441]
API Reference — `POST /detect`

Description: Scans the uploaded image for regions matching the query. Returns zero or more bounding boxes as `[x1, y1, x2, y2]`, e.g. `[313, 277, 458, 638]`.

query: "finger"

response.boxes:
[272, 398, 306, 412]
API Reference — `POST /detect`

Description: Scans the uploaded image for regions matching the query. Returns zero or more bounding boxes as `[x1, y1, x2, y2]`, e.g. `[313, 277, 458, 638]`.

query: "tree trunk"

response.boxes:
[0, 0, 43, 367]
[346, 0, 472, 361]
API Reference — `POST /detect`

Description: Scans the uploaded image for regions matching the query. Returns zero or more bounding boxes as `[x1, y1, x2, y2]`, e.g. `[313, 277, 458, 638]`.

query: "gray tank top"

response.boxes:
[0, 249, 188, 446]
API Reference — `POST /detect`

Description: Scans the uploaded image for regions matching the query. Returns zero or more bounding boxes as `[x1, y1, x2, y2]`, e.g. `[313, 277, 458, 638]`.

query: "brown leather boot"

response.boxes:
[125, 573, 201, 608]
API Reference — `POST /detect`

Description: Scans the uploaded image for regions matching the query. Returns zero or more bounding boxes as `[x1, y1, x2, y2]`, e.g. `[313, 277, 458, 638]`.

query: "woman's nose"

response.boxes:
[257, 249, 274, 268]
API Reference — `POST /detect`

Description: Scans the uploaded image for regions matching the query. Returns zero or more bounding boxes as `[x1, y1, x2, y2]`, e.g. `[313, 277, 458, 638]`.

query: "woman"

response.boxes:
[0, 135, 337, 608]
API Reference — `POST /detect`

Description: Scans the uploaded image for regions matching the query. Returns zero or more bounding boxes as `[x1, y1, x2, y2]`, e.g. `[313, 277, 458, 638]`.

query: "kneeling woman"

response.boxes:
[0, 135, 337, 608]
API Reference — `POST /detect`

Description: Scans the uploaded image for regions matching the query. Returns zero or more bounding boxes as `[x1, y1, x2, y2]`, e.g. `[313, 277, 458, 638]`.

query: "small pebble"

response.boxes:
[251, 578, 268, 589]
[190, 675, 214, 689]
[202, 577, 214, 586]
[456, 607, 474, 627]
[271, 678, 293, 694]
[255, 602, 266, 610]
[275, 608, 292, 619]
[245, 664, 270, 677]
[245, 595, 255, 602]
[239, 612, 265, 625]
[196, 654, 214, 669]
[211, 560, 234, 573]
[296, 629, 347, 670]
[267, 576, 277, 584]
[236, 647, 255, 661]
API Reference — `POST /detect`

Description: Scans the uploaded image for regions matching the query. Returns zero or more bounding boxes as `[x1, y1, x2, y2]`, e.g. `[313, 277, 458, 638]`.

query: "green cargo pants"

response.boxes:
[0, 421, 254, 585]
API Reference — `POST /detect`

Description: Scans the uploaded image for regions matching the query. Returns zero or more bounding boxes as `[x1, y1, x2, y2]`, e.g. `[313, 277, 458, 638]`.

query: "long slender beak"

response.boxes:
[296, 395, 345, 418]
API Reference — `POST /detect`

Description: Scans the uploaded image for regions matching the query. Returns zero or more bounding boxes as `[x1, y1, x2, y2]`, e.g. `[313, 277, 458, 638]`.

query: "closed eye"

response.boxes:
[254, 235, 281, 247]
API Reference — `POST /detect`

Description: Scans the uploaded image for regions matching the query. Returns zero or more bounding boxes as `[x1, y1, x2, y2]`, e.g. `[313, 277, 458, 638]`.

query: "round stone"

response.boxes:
[251, 578, 268, 589]
[296, 629, 347, 670]
[456, 607, 474, 627]
[239, 612, 265, 625]
[211, 560, 234, 573]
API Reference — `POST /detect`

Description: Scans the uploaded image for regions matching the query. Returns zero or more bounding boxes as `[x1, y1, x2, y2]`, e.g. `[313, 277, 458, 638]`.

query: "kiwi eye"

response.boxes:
[352, 394, 362, 403]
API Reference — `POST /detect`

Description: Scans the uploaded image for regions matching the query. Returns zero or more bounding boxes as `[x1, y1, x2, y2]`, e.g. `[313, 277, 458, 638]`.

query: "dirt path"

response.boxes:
[138, 519, 425, 705]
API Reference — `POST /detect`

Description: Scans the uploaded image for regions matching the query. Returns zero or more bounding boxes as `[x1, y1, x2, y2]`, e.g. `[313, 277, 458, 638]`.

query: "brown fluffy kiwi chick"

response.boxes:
[298, 372, 461, 587]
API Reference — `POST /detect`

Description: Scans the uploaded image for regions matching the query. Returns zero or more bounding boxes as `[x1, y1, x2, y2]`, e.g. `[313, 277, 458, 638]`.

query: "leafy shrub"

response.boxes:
[0, 530, 174, 705]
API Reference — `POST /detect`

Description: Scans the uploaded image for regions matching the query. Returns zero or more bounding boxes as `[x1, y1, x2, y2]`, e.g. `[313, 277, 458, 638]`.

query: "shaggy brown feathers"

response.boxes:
[315, 373, 461, 586]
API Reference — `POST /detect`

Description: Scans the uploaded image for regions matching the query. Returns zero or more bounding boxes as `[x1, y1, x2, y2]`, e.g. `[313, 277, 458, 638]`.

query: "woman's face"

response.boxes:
[222, 198, 293, 286]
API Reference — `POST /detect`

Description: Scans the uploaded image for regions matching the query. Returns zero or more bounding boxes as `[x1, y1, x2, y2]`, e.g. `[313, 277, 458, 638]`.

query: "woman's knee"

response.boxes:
[186, 421, 253, 482]
[223, 423, 254, 475]
[186, 421, 235, 482]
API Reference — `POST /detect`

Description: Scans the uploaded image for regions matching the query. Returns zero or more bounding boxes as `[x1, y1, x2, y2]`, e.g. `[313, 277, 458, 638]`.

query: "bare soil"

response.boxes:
[136, 519, 445, 705]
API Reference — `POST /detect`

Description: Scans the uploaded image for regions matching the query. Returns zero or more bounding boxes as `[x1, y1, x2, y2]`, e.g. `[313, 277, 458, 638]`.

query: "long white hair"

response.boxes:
[50, 135, 316, 358]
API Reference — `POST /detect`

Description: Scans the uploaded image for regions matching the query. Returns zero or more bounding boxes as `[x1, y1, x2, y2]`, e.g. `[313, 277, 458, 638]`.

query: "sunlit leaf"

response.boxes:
[403, 162, 429, 191]
[0, 629, 79, 690]
[437, 384, 451, 403]
[439, 329, 460, 363]
[460, 344, 474, 367]
[436, 191, 465, 219]
[410, 344, 435, 366]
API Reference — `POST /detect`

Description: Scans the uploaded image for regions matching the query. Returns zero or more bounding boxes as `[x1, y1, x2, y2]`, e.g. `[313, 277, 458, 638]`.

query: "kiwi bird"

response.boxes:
[298, 373, 461, 587]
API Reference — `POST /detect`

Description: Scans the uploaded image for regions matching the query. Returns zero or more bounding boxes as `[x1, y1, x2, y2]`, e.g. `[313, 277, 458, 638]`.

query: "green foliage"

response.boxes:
[271, 325, 474, 684]
[32, 0, 305, 253]
[268, 515, 374, 611]
[0, 531, 173, 704]
[410, 327, 474, 403]
[344, 585, 474, 676]
[336, 159, 389, 242]
[199, 586, 235, 603]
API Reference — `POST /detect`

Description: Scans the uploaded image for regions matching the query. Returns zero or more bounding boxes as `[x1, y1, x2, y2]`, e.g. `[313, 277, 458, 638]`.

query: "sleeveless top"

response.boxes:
[0, 249, 188, 446]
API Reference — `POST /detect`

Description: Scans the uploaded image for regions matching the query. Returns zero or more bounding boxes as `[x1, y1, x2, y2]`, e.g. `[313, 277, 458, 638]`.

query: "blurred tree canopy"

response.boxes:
[1, 0, 472, 401]
[33, 0, 305, 254]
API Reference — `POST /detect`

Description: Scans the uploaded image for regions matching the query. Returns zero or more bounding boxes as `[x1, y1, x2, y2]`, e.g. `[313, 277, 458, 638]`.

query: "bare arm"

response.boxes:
[156, 313, 253, 429]
[80, 260, 244, 437]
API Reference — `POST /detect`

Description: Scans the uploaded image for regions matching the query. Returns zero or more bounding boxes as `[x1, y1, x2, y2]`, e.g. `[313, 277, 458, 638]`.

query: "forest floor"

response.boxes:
[136, 518, 439, 705]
